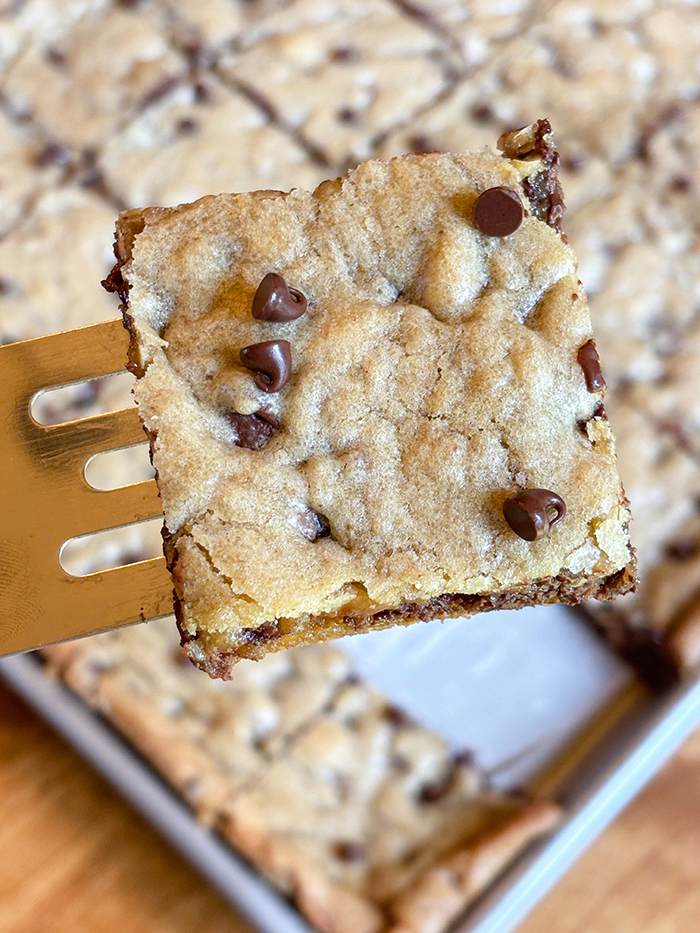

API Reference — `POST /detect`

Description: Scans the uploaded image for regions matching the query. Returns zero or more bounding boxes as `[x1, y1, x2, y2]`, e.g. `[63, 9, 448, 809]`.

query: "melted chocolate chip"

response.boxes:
[101, 264, 129, 304]
[245, 622, 279, 642]
[472, 187, 524, 237]
[227, 411, 278, 450]
[503, 489, 566, 542]
[252, 273, 307, 321]
[0, 277, 14, 296]
[335, 842, 366, 862]
[298, 507, 331, 542]
[240, 339, 292, 392]
[500, 119, 565, 231]
[577, 339, 606, 392]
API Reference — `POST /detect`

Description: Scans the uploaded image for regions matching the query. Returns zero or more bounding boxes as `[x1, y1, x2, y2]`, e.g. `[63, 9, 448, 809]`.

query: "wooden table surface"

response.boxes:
[2, 680, 699, 933]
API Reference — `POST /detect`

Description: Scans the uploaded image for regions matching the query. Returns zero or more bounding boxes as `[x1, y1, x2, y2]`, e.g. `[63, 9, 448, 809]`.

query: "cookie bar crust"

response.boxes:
[111, 121, 635, 674]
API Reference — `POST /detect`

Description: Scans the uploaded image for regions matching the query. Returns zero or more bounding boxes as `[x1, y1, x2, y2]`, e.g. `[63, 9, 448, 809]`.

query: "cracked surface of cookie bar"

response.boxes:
[43, 618, 560, 933]
[111, 122, 635, 676]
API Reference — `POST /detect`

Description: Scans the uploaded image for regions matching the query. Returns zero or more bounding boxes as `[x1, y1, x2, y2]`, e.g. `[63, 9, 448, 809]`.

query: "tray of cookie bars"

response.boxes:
[4, 607, 700, 933]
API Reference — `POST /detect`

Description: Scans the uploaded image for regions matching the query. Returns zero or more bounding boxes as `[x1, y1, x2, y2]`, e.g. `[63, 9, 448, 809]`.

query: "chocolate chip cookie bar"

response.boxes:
[44, 619, 560, 933]
[109, 120, 636, 676]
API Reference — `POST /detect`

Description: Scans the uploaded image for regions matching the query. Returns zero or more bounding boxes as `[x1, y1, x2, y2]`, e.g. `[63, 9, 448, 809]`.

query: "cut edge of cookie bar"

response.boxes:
[106, 118, 636, 678]
[43, 623, 561, 933]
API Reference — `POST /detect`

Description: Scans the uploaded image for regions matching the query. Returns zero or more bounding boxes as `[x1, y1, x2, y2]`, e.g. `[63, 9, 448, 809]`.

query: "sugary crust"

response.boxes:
[114, 126, 635, 672]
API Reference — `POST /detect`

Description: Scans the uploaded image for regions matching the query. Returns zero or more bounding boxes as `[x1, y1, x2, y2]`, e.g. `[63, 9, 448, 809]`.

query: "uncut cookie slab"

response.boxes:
[110, 121, 635, 677]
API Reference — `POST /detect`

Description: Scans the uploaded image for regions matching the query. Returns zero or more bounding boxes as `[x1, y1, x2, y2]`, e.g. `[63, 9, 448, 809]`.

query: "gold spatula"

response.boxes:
[0, 319, 172, 657]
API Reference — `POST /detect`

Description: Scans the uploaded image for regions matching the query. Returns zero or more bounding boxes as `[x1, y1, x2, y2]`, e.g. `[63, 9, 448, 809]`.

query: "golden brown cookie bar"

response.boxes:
[43, 619, 560, 933]
[108, 120, 635, 676]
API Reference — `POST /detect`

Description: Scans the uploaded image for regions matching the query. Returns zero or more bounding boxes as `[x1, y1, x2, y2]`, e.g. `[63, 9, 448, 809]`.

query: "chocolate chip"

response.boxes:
[227, 411, 277, 449]
[252, 273, 307, 321]
[577, 339, 606, 392]
[176, 117, 199, 136]
[182, 42, 206, 68]
[254, 408, 280, 429]
[335, 842, 366, 862]
[671, 175, 692, 192]
[471, 104, 495, 124]
[46, 47, 67, 67]
[240, 622, 280, 644]
[240, 340, 292, 393]
[298, 507, 331, 542]
[562, 152, 586, 173]
[35, 142, 70, 167]
[408, 134, 439, 154]
[503, 489, 566, 541]
[472, 187, 524, 237]
[194, 82, 211, 104]
[383, 705, 410, 726]
[453, 749, 476, 768]
[0, 277, 15, 296]
[331, 46, 357, 63]
[666, 539, 700, 561]
[420, 774, 452, 803]
[337, 106, 359, 125]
